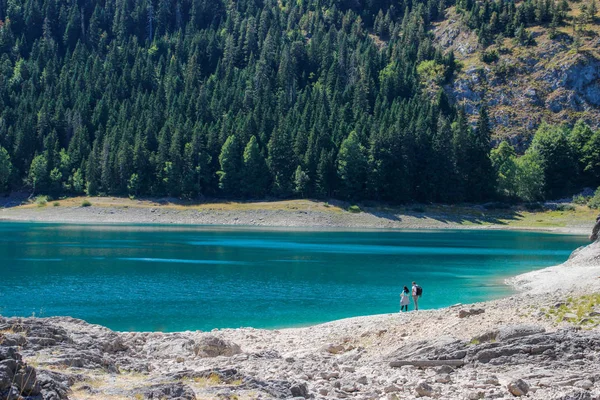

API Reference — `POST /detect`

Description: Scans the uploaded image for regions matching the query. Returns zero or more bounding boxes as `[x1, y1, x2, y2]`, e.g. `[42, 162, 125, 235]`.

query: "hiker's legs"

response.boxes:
[413, 296, 419, 310]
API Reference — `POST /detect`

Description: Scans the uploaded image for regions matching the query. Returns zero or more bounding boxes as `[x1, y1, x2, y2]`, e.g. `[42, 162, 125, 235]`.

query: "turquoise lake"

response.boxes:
[0, 222, 586, 332]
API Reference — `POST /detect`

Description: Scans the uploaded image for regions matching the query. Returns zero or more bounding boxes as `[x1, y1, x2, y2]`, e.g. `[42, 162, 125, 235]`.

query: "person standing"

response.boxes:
[412, 281, 420, 311]
[400, 286, 410, 312]
[590, 214, 600, 241]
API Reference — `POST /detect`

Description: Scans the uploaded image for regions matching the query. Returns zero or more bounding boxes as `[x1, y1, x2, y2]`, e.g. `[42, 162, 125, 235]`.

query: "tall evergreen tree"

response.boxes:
[217, 135, 243, 196]
[337, 131, 368, 199]
[242, 136, 269, 197]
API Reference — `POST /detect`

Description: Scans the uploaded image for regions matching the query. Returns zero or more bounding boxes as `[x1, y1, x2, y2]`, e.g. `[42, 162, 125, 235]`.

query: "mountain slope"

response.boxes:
[434, 2, 600, 146]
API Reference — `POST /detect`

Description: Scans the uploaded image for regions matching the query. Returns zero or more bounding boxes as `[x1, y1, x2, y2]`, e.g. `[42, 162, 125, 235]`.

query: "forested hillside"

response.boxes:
[0, 0, 598, 203]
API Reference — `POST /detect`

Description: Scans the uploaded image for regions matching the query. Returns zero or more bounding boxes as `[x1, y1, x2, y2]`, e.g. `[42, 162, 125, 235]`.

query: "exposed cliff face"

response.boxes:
[434, 8, 600, 144]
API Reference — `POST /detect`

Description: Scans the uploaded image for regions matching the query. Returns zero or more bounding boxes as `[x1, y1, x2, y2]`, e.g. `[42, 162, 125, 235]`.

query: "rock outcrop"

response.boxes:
[433, 8, 600, 141]
[1, 282, 600, 399]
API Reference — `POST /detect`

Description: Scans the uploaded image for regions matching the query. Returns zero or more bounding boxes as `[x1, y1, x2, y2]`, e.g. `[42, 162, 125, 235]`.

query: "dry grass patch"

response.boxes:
[540, 293, 600, 328]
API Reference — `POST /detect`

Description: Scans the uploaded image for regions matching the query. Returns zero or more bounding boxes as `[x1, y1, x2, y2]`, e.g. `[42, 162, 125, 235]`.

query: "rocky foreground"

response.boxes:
[2, 243, 600, 400]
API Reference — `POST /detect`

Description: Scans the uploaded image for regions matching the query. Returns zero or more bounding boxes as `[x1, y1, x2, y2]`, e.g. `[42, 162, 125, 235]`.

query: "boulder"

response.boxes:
[323, 344, 345, 354]
[130, 383, 196, 399]
[14, 365, 41, 395]
[36, 370, 75, 400]
[193, 335, 241, 358]
[507, 379, 529, 396]
[574, 380, 593, 390]
[290, 382, 309, 398]
[459, 309, 485, 318]
[384, 384, 401, 393]
[556, 391, 592, 400]
[496, 325, 545, 341]
[415, 381, 434, 397]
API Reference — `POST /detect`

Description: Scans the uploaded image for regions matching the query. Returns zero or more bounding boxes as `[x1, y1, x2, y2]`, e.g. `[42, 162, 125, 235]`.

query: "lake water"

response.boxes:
[0, 222, 586, 332]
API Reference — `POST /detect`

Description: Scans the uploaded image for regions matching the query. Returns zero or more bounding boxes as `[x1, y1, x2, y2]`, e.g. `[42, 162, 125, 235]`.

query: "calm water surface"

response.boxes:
[0, 222, 586, 331]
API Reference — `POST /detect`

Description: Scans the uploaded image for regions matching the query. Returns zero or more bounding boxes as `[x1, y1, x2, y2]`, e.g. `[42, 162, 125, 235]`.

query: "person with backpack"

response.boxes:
[590, 214, 600, 241]
[400, 286, 410, 312]
[412, 281, 422, 311]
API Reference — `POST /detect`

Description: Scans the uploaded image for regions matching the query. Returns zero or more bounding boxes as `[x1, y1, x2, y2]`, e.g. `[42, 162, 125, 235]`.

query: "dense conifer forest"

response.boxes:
[0, 0, 598, 202]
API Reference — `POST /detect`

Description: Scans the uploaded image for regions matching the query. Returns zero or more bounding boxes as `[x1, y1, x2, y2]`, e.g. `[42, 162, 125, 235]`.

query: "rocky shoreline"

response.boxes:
[2, 241, 600, 399]
[0, 196, 594, 234]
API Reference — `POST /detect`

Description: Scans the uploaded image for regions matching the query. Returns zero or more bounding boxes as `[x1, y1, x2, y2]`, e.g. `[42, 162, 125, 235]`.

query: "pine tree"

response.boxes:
[294, 165, 310, 198]
[467, 105, 495, 201]
[267, 128, 296, 196]
[337, 131, 368, 199]
[242, 136, 269, 197]
[0, 147, 12, 192]
[28, 154, 49, 194]
[217, 135, 243, 196]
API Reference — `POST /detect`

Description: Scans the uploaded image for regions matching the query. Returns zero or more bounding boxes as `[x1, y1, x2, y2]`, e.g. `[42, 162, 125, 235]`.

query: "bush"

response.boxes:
[348, 205, 361, 213]
[35, 195, 48, 207]
[480, 49, 499, 64]
[572, 194, 590, 205]
[52, 201, 60, 207]
[81, 199, 92, 207]
[556, 203, 575, 211]
[588, 188, 600, 209]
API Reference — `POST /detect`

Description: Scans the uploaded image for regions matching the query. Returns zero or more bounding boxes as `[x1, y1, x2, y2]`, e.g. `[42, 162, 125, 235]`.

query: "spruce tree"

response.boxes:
[0, 147, 12, 192]
[337, 131, 368, 199]
[217, 135, 243, 196]
[242, 136, 269, 197]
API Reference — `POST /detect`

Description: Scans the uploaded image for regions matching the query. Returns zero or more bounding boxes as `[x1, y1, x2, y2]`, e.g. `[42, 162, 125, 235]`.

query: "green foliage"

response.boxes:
[0, 0, 596, 205]
[337, 132, 367, 199]
[217, 135, 243, 196]
[526, 123, 578, 199]
[480, 49, 499, 64]
[81, 199, 92, 207]
[416, 61, 447, 85]
[491, 141, 518, 198]
[457, 0, 559, 44]
[556, 203, 575, 211]
[572, 194, 590, 205]
[0, 147, 12, 192]
[242, 136, 269, 198]
[35, 196, 48, 207]
[348, 205, 362, 213]
[294, 166, 310, 198]
[128, 173, 141, 197]
[53, 201, 60, 207]
[588, 187, 600, 209]
[514, 153, 545, 202]
[28, 155, 49, 194]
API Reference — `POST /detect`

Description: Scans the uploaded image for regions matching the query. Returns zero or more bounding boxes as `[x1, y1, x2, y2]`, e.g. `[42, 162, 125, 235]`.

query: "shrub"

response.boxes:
[81, 199, 92, 207]
[556, 203, 575, 211]
[588, 187, 600, 209]
[480, 49, 499, 63]
[52, 201, 60, 207]
[348, 205, 361, 213]
[572, 194, 589, 205]
[35, 196, 48, 207]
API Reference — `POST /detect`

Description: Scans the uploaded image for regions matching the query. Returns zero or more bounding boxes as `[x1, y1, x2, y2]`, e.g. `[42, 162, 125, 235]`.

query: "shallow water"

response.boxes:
[0, 222, 586, 332]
